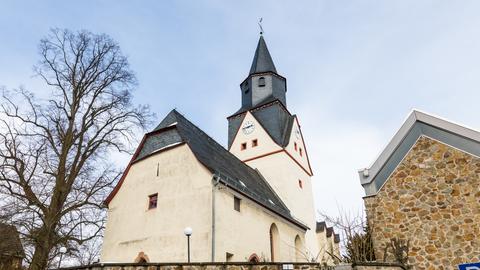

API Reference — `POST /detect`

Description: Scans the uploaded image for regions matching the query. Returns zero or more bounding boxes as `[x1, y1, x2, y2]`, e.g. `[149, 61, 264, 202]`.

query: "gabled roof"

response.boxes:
[229, 98, 296, 148]
[359, 110, 480, 196]
[107, 110, 308, 230]
[0, 223, 24, 258]
[249, 36, 277, 75]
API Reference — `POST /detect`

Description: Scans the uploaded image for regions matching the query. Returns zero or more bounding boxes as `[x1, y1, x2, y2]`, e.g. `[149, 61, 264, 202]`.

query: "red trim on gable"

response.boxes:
[242, 149, 313, 177]
[104, 135, 147, 206]
[283, 150, 313, 176]
[104, 132, 186, 206]
[242, 149, 284, 162]
[293, 115, 314, 176]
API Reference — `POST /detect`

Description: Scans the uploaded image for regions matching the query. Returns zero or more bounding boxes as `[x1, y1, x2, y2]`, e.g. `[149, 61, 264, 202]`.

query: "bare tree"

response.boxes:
[320, 210, 376, 264]
[0, 28, 151, 270]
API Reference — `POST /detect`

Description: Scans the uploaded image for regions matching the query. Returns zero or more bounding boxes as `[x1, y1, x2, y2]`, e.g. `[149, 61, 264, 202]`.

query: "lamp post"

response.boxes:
[184, 227, 192, 263]
[57, 247, 67, 269]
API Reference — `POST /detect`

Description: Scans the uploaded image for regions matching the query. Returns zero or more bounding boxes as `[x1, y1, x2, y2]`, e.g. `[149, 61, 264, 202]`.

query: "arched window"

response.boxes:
[248, 253, 260, 263]
[134, 251, 149, 263]
[258, 77, 266, 87]
[294, 235, 303, 262]
[269, 223, 280, 262]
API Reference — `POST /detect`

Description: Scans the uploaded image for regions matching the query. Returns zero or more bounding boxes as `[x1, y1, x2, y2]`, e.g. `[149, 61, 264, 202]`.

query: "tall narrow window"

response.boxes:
[258, 77, 266, 87]
[298, 179, 303, 189]
[252, 139, 258, 147]
[241, 142, 247, 151]
[156, 163, 159, 176]
[148, 193, 158, 209]
[299, 148, 303, 157]
[234, 196, 241, 211]
[294, 142, 298, 151]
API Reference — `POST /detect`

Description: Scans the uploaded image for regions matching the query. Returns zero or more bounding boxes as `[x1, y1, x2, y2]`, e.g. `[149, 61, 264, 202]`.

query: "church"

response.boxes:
[101, 35, 340, 263]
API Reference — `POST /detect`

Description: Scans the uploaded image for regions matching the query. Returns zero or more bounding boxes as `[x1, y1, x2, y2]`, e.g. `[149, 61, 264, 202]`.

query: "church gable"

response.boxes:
[106, 109, 305, 229]
[284, 117, 313, 175]
[229, 111, 281, 161]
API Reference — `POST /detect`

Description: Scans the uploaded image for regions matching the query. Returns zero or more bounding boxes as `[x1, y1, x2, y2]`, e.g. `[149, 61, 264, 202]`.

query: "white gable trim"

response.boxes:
[359, 109, 480, 196]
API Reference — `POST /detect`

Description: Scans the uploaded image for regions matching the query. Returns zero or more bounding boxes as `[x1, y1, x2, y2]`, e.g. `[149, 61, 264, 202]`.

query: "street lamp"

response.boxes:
[57, 246, 67, 269]
[184, 227, 193, 263]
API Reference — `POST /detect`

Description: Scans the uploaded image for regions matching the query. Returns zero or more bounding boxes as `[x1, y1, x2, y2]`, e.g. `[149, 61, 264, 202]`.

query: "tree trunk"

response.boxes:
[29, 239, 51, 270]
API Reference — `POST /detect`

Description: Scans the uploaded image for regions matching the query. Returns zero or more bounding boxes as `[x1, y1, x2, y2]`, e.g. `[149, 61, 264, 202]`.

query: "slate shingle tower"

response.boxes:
[227, 35, 318, 258]
[228, 36, 294, 149]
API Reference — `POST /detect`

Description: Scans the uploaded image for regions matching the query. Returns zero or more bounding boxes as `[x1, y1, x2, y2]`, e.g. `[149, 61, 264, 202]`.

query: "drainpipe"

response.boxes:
[211, 174, 221, 262]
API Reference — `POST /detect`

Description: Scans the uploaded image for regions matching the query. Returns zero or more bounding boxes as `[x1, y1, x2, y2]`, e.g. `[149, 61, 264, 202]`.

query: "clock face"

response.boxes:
[295, 128, 301, 139]
[242, 120, 255, 135]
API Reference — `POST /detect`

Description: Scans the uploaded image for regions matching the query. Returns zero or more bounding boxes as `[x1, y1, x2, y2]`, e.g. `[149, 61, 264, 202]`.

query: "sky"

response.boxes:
[2, 1, 480, 219]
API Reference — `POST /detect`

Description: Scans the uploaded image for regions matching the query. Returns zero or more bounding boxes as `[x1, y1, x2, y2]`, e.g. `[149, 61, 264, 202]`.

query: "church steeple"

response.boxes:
[249, 36, 277, 75]
[239, 36, 287, 111]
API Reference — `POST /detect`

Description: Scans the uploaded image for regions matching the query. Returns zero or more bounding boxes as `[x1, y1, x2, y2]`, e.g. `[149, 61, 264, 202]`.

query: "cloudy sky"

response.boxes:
[2, 1, 480, 218]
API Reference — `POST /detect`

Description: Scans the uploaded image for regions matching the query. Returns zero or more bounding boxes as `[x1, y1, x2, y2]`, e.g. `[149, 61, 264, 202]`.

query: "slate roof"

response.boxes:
[359, 110, 480, 196]
[0, 223, 24, 258]
[249, 36, 277, 75]
[316, 221, 326, 232]
[229, 99, 296, 148]
[334, 233, 340, 244]
[137, 110, 307, 230]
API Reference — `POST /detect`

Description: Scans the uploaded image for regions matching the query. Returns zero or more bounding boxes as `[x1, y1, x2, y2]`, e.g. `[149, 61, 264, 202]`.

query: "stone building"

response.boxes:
[101, 35, 333, 264]
[358, 110, 480, 269]
[0, 223, 25, 270]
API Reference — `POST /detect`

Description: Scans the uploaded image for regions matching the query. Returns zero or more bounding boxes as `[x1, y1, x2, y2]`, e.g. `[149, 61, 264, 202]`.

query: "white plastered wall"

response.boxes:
[229, 113, 318, 259]
[101, 144, 213, 263]
[213, 186, 307, 262]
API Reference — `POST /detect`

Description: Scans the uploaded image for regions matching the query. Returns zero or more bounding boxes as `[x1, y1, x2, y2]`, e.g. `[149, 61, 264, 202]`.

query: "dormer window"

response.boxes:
[258, 77, 265, 87]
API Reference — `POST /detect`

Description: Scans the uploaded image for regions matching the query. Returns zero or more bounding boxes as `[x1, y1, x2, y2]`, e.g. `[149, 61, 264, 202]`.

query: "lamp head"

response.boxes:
[184, 227, 193, 236]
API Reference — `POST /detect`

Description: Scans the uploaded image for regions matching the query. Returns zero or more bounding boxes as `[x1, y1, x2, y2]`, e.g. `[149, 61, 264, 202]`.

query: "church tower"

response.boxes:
[228, 35, 319, 258]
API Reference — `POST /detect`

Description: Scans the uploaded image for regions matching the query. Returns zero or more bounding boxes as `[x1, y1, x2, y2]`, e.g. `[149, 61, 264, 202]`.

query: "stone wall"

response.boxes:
[57, 262, 327, 270]
[57, 262, 405, 270]
[364, 136, 480, 269]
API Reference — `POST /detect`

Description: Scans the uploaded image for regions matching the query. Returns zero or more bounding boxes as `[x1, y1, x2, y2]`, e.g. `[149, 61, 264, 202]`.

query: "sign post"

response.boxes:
[458, 262, 480, 270]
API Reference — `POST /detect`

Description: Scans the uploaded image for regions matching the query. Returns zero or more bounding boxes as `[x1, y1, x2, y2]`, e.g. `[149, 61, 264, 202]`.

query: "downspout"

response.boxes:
[211, 174, 221, 262]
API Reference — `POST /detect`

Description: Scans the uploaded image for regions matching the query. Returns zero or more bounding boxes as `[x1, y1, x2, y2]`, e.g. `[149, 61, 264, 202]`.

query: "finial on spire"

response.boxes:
[258, 18, 264, 35]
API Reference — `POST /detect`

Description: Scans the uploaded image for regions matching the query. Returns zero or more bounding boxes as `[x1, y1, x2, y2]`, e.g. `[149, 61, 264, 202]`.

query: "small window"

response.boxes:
[258, 77, 266, 87]
[241, 142, 247, 151]
[226, 252, 234, 262]
[234, 196, 241, 211]
[244, 88, 250, 94]
[298, 179, 303, 189]
[294, 142, 298, 151]
[299, 148, 303, 157]
[148, 193, 158, 209]
[252, 139, 258, 147]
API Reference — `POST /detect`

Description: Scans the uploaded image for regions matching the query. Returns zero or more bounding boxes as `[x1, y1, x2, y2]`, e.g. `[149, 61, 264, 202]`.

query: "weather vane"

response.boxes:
[258, 18, 264, 35]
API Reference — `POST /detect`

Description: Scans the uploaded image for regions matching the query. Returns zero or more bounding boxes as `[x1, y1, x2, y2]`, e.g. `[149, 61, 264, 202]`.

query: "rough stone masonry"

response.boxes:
[364, 136, 480, 269]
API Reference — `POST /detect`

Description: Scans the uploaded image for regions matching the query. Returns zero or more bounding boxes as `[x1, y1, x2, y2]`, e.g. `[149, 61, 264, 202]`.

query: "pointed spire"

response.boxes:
[249, 36, 277, 75]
